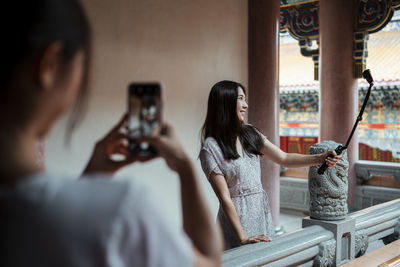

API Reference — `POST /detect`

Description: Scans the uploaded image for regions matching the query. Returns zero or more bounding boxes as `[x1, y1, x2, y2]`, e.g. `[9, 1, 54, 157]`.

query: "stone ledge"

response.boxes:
[280, 176, 309, 211]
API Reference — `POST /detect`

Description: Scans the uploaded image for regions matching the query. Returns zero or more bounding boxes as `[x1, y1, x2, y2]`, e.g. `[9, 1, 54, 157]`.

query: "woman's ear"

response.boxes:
[36, 42, 63, 92]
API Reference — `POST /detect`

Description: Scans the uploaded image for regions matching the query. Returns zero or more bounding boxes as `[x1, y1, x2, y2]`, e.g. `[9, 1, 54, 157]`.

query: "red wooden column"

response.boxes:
[319, 0, 358, 206]
[248, 0, 281, 229]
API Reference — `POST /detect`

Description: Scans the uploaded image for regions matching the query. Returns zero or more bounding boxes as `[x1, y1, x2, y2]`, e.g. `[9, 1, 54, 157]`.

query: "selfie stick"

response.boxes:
[317, 69, 374, 175]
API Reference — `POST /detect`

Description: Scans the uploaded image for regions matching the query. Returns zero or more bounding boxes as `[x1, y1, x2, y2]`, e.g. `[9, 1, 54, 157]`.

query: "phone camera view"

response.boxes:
[128, 83, 161, 157]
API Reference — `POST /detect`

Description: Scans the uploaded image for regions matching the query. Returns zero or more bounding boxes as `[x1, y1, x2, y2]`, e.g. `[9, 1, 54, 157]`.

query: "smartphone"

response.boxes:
[128, 82, 162, 157]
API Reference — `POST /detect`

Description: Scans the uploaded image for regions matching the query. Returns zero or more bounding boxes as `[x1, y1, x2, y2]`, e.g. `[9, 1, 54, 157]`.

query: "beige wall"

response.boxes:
[46, 0, 248, 224]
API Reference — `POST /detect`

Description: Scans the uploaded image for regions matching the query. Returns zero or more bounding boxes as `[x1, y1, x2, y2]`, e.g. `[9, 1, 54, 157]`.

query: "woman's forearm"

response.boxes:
[280, 153, 325, 168]
[219, 197, 247, 243]
[262, 138, 332, 169]
[177, 161, 222, 260]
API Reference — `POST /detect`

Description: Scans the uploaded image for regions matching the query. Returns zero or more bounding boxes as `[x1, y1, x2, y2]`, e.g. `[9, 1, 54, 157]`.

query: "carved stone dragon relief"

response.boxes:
[314, 239, 336, 267]
[355, 229, 368, 257]
[308, 141, 349, 220]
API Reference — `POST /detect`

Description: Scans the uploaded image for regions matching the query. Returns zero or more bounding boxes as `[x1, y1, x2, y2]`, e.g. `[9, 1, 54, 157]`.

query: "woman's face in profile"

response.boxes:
[236, 87, 248, 122]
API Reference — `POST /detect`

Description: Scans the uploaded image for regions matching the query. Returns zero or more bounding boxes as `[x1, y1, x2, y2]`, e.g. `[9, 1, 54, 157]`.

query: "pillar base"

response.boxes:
[275, 225, 285, 236]
[302, 216, 355, 266]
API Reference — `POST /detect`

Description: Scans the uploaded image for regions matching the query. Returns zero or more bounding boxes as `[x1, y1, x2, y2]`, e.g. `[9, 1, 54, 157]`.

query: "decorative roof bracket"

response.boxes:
[280, 0, 400, 80]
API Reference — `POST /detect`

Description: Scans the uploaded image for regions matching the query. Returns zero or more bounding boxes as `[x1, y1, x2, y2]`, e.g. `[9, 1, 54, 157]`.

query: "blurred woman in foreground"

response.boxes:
[0, 1, 221, 266]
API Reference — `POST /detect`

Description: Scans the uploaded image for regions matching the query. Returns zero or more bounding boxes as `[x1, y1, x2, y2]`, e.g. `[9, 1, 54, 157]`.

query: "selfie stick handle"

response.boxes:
[317, 145, 346, 174]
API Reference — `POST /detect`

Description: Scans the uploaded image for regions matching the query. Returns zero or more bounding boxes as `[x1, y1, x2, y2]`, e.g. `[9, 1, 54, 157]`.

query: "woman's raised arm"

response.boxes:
[260, 137, 341, 168]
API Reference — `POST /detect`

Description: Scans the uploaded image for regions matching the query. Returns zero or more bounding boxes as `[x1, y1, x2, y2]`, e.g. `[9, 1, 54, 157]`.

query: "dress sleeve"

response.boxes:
[199, 146, 224, 180]
[108, 181, 193, 267]
[249, 124, 268, 142]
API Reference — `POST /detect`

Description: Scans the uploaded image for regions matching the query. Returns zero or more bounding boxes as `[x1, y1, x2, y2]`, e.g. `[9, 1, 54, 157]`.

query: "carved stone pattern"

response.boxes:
[308, 141, 349, 220]
[355, 229, 369, 257]
[314, 239, 336, 267]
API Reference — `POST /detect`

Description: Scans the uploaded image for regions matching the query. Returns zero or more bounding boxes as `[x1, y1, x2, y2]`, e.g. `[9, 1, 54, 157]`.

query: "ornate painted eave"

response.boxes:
[354, 0, 400, 77]
[280, 0, 319, 8]
[280, 0, 400, 80]
[280, 1, 320, 79]
[279, 79, 400, 114]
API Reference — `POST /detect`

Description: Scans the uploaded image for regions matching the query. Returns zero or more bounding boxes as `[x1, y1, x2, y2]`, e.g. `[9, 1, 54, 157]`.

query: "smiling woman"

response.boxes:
[199, 81, 274, 249]
[236, 87, 248, 123]
[199, 80, 341, 250]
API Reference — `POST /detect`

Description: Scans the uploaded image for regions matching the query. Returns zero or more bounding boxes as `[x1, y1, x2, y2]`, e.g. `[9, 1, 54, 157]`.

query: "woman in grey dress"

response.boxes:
[199, 80, 341, 249]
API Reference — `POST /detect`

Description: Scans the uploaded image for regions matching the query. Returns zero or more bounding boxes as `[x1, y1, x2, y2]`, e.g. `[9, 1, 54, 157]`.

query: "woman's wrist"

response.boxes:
[239, 234, 248, 244]
[82, 158, 97, 176]
[316, 153, 326, 165]
[176, 155, 195, 176]
[238, 229, 248, 243]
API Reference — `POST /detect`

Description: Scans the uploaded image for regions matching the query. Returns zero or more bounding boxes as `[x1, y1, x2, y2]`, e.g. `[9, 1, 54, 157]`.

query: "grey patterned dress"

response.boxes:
[199, 135, 275, 250]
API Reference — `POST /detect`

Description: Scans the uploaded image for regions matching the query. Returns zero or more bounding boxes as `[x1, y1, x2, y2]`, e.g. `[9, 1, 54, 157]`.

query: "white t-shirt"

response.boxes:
[0, 173, 193, 267]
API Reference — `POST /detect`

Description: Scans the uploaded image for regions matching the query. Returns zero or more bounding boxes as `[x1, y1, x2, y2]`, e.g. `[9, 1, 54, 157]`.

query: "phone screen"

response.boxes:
[128, 83, 162, 157]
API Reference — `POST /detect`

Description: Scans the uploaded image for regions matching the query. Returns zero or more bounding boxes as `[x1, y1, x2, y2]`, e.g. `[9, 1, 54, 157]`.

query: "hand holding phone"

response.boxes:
[128, 82, 162, 157]
[139, 123, 192, 173]
[83, 113, 139, 175]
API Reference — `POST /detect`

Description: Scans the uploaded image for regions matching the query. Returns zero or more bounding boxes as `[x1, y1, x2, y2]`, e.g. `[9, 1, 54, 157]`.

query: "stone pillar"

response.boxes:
[248, 0, 280, 229]
[319, 0, 358, 207]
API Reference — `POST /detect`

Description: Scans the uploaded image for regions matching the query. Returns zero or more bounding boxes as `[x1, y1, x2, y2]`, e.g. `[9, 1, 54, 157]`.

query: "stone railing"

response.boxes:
[280, 160, 400, 211]
[352, 198, 400, 255]
[223, 198, 400, 267]
[223, 225, 334, 267]
[355, 160, 400, 184]
[354, 160, 400, 209]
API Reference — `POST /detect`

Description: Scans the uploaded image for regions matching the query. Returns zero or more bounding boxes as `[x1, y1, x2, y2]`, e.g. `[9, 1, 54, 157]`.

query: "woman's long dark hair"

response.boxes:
[200, 80, 264, 160]
[0, 0, 91, 136]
